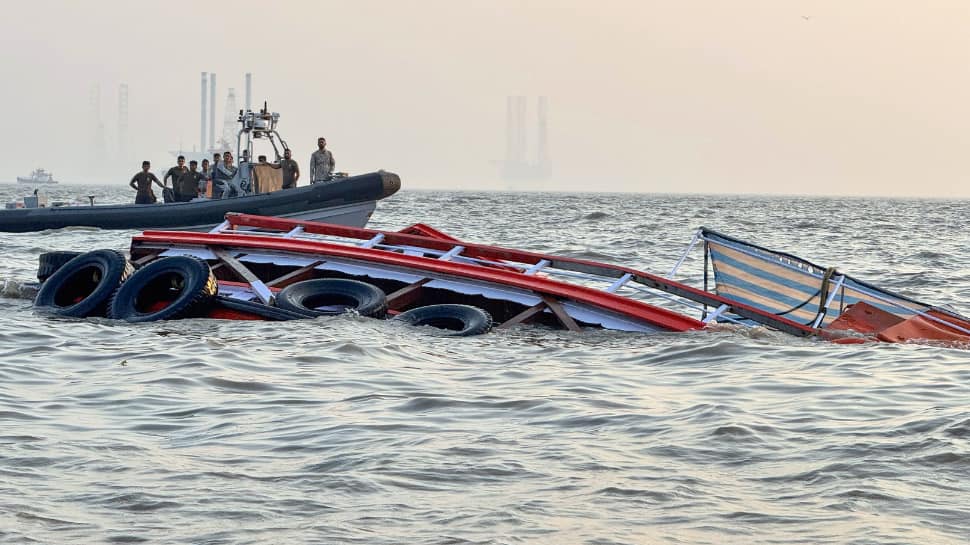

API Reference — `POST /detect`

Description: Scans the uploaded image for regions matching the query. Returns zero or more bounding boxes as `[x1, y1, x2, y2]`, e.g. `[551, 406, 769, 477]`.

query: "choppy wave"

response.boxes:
[1, 184, 969, 544]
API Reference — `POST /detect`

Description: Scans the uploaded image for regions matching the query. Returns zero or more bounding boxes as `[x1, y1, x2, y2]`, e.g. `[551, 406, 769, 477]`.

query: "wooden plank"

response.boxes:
[385, 278, 432, 310]
[210, 247, 275, 305]
[265, 260, 325, 288]
[212, 252, 249, 274]
[495, 302, 546, 330]
[133, 252, 160, 266]
[542, 295, 582, 332]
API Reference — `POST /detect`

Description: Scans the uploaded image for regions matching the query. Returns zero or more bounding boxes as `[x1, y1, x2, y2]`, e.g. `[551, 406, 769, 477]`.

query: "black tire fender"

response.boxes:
[33, 249, 133, 318]
[37, 251, 83, 282]
[212, 296, 316, 321]
[276, 279, 387, 318]
[108, 256, 217, 322]
[395, 304, 492, 336]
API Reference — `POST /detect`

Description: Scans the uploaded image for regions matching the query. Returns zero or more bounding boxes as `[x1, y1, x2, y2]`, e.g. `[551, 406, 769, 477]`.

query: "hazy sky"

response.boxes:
[1, 1, 969, 197]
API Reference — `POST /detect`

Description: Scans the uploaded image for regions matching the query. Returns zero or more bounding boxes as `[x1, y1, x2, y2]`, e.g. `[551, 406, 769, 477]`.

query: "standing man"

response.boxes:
[273, 148, 301, 189]
[213, 151, 237, 198]
[129, 161, 164, 204]
[309, 137, 335, 183]
[163, 156, 188, 203]
[199, 158, 211, 197]
[208, 152, 222, 196]
[164, 155, 189, 189]
[232, 149, 253, 196]
[175, 160, 205, 202]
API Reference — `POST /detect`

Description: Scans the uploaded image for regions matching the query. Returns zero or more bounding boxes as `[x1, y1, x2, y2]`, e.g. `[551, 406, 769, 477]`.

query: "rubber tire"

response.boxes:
[33, 249, 133, 318]
[212, 296, 316, 321]
[108, 256, 217, 322]
[395, 304, 492, 336]
[37, 251, 83, 282]
[276, 279, 387, 318]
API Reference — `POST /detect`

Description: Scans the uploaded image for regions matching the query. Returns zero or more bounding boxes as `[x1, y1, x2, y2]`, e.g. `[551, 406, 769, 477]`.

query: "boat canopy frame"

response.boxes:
[667, 227, 970, 337]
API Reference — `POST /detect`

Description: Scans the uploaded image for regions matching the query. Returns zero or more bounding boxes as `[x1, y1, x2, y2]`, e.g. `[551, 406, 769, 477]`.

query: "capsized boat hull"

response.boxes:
[35, 212, 969, 344]
[0, 171, 400, 232]
[126, 215, 970, 344]
[129, 213, 707, 333]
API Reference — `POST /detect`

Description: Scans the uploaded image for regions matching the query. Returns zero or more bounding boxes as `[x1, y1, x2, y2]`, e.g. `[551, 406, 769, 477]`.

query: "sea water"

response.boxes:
[0, 184, 968, 544]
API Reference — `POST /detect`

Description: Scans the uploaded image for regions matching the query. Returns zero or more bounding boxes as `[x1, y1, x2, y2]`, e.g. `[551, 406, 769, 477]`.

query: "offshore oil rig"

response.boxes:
[496, 96, 551, 184]
[169, 72, 255, 164]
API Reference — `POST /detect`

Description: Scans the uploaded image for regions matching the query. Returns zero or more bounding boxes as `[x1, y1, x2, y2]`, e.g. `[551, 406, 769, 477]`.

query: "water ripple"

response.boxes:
[0, 187, 968, 543]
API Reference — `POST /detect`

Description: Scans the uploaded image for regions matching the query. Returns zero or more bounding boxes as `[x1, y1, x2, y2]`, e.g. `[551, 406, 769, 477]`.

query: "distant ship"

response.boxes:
[16, 168, 59, 184]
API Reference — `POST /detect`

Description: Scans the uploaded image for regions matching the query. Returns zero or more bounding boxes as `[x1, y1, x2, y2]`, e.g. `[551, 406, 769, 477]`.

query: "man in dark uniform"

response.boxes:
[129, 161, 164, 204]
[273, 148, 301, 189]
[175, 160, 205, 202]
[164, 156, 189, 189]
[160, 156, 188, 203]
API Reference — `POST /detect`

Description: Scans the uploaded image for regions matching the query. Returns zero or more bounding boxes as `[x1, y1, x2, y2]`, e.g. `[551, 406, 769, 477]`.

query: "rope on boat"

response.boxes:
[810, 267, 839, 327]
[771, 266, 838, 325]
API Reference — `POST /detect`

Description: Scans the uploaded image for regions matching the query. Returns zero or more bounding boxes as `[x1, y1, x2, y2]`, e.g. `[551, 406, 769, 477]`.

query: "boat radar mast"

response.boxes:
[235, 101, 290, 164]
[222, 102, 291, 196]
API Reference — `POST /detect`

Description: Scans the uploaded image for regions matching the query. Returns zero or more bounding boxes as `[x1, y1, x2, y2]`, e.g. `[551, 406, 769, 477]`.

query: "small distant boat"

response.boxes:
[16, 168, 59, 184]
